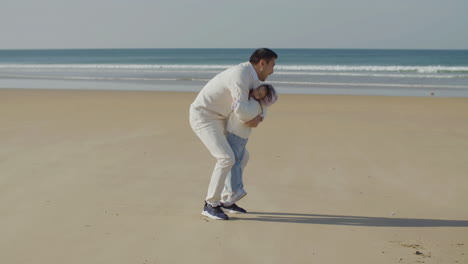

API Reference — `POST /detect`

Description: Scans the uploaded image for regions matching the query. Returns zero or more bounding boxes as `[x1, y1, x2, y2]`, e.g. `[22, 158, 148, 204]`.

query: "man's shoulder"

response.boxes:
[238, 62, 252, 72]
[226, 61, 250, 72]
[222, 62, 252, 78]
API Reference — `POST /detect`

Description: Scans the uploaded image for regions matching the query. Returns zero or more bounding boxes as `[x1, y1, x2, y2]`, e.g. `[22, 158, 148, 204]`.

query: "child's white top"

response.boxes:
[226, 99, 265, 139]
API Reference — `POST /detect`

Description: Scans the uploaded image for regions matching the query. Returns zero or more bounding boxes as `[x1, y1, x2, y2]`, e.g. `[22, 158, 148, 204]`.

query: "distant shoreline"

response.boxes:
[1, 79, 468, 98]
[1, 48, 468, 51]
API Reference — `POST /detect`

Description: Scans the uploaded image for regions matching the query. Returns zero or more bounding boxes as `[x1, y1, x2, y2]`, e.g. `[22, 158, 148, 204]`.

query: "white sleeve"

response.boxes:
[229, 69, 250, 108]
[232, 100, 260, 123]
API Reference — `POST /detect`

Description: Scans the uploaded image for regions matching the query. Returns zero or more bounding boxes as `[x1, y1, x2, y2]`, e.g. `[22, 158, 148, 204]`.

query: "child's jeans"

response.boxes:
[225, 132, 248, 201]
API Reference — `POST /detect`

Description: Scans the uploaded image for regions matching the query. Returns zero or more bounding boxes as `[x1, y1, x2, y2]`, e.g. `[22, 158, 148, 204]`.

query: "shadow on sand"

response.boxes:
[233, 212, 468, 227]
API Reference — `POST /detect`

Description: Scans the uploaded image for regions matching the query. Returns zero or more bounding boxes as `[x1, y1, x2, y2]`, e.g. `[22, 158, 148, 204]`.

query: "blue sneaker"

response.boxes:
[221, 203, 247, 214]
[202, 202, 229, 220]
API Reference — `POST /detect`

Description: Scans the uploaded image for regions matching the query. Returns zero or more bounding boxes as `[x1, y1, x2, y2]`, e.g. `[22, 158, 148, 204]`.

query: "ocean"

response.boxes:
[1, 48, 468, 97]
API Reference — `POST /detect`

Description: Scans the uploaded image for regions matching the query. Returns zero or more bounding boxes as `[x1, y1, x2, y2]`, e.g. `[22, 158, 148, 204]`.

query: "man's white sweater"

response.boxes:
[190, 62, 261, 120]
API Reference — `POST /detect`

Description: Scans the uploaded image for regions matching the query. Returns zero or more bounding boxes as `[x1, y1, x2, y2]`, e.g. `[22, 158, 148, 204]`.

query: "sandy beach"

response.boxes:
[1, 88, 467, 264]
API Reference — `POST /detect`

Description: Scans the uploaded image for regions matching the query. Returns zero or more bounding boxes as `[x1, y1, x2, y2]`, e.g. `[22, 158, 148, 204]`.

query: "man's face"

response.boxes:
[258, 58, 276, 81]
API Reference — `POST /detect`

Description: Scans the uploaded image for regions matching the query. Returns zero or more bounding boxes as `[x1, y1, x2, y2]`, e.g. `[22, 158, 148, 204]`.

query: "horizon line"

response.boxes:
[1, 47, 468, 51]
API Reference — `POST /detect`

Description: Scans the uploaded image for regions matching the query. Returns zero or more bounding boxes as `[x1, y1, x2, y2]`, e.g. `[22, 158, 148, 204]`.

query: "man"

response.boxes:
[189, 48, 278, 220]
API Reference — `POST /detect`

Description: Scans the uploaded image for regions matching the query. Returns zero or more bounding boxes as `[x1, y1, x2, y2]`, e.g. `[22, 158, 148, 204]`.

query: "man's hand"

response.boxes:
[245, 115, 263, 128]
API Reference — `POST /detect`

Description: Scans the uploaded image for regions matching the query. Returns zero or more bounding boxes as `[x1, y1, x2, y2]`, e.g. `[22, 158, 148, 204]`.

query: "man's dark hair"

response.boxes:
[249, 48, 278, 64]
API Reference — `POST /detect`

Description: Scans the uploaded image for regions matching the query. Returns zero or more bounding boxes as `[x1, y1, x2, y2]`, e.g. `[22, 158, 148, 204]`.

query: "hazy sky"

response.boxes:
[1, 0, 467, 49]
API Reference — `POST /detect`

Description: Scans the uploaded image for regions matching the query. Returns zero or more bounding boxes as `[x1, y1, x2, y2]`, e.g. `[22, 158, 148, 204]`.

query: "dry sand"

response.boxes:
[1, 88, 467, 264]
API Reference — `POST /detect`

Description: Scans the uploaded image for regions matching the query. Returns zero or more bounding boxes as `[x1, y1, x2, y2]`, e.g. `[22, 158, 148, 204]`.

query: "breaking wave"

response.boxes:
[1, 64, 468, 74]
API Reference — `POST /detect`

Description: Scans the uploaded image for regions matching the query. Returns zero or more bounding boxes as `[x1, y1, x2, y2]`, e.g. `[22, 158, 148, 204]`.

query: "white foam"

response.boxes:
[274, 71, 467, 79]
[0, 64, 233, 70]
[271, 80, 468, 89]
[276, 65, 468, 73]
[0, 73, 209, 82]
[1, 64, 468, 73]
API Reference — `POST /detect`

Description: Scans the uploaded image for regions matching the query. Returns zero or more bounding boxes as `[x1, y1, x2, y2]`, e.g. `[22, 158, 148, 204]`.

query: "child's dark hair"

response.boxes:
[258, 84, 278, 106]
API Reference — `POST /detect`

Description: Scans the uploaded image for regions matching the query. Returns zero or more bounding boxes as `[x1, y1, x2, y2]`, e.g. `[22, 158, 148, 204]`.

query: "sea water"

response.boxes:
[1, 49, 468, 97]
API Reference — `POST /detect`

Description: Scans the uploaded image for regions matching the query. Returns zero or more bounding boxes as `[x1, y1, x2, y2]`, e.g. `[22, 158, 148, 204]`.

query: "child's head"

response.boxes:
[250, 84, 278, 106]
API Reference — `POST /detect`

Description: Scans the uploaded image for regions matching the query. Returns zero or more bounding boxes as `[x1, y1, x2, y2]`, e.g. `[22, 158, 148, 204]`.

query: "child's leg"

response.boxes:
[221, 149, 249, 202]
[224, 133, 248, 202]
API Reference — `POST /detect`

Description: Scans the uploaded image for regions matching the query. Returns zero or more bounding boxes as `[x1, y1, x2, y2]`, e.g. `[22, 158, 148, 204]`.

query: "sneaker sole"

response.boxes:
[222, 207, 247, 214]
[201, 210, 228, 220]
[224, 209, 246, 214]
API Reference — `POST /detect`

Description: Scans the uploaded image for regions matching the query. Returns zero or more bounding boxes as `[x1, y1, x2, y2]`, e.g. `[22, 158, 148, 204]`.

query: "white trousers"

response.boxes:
[189, 109, 249, 206]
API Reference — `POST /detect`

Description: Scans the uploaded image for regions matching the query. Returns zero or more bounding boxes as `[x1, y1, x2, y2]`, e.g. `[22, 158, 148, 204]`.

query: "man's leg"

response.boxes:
[190, 118, 235, 207]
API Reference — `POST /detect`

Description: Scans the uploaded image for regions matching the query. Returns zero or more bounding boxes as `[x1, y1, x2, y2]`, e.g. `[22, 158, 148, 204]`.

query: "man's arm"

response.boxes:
[232, 99, 259, 122]
[228, 68, 250, 106]
[245, 102, 267, 127]
[245, 115, 262, 128]
[228, 64, 262, 126]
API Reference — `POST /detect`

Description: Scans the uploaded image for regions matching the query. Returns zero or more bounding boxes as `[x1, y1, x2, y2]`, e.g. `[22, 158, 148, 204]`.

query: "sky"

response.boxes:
[1, 0, 467, 50]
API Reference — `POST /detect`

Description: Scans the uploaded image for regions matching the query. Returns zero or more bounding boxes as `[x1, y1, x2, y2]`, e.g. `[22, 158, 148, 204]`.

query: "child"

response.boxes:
[222, 84, 278, 208]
